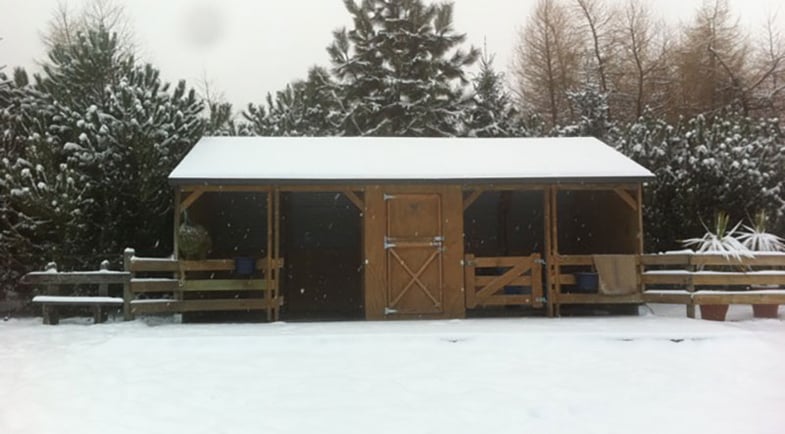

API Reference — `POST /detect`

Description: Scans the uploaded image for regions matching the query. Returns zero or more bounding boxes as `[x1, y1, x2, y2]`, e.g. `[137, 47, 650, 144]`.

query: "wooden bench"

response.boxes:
[32, 296, 124, 325]
[21, 261, 131, 325]
[641, 253, 785, 318]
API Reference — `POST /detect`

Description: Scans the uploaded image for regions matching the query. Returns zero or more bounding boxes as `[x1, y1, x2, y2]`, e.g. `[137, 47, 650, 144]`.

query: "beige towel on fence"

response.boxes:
[592, 255, 638, 295]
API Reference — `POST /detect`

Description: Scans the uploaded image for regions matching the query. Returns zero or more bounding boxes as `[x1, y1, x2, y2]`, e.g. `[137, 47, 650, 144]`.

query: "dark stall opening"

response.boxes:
[556, 190, 638, 255]
[463, 190, 546, 317]
[464, 190, 546, 257]
[182, 191, 270, 322]
[281, 192, 363, 320]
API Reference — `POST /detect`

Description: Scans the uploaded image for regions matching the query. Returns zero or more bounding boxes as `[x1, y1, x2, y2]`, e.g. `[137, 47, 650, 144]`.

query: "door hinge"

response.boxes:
[383, 194, 396, 201]
[535, 259, 546, 265]
[384, 307, 399, 315]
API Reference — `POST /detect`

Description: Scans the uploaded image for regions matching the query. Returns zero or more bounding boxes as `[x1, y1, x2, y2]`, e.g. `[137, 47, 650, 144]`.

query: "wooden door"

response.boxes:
[384, 193, 444, 315]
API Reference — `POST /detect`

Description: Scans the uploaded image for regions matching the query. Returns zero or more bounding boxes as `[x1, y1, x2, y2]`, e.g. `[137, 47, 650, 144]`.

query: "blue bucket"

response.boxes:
[574, 272, 599, 292]
[234, 257, 256, 275]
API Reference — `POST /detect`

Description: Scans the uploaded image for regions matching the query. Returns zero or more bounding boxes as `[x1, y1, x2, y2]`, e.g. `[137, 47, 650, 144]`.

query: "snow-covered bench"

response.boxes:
[32, 296, 124, 325]
[20, 261, 131, 325]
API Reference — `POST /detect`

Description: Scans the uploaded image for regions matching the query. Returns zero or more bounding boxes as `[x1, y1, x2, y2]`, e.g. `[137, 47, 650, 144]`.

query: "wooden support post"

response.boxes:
[265, 188, 273, 322]
[97, 260, 109, 297]
[464, 254, 476, 308]
[273, 188, 281, 321]
[636, 185, 645, 297]
[636, 185, 644, 255]
[91, 305, 103, 324]
[173, 188, 181, 260]
[43, 305, 59, 325]
[532, 254, 543, 309]
[550, 186, 561, 317]
[543, 187, 554, 317]
[686, 259, 696, 319]
[123, 248, 134, 321]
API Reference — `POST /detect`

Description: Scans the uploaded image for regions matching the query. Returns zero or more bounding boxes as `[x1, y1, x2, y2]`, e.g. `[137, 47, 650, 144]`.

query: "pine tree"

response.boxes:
[556, 84, 614, 139]
[60, 63, 205, 255]
[243, 66, 341, 136]
[464, 51, 524, 137]
[0, 72, 92, 293]
[36, 26, 133, 112]
[1, 22, 205, 293]
[326, 0, 479, 136]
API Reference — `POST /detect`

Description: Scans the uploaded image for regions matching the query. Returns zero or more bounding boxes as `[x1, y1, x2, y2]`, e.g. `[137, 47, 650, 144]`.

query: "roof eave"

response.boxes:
[167, 175, 655, 187]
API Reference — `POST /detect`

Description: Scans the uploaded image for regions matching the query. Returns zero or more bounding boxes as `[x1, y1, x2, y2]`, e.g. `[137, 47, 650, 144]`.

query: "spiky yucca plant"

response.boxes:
[736, 211, 785, 252]
[682, 211, 751, 259]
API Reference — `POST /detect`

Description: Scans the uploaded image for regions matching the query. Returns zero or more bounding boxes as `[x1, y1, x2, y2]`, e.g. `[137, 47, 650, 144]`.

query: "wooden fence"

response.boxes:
[124, 249, 284, 321]
[640, 253, 785, 318]
[464, 254, 544, 308]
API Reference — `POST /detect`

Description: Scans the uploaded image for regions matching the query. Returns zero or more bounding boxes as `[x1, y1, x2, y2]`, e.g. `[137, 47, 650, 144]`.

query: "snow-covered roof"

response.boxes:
[169, 136, 654, 185]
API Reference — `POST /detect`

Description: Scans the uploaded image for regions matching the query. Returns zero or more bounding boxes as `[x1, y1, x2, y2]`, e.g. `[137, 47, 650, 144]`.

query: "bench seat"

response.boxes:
[32, 295, 124, 325]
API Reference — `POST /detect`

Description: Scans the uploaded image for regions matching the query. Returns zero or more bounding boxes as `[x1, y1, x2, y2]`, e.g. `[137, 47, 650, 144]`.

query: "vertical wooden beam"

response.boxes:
[532, 253, 544, 309]
[464, 254, 476, 308]
[273, 188, 281, 321]
[442, 186, 465, 319]
[551, 186, 561, 317]
[543, 188, 553, 317]
[265, 188, 273, 322]
[123, 248, 134, 321]
[686, 256, 696, 319]
[173, 188, 181, 259]
[636, 184, 645, 298]
[636, 184, 644, 255]
[363, 186, 387, 320]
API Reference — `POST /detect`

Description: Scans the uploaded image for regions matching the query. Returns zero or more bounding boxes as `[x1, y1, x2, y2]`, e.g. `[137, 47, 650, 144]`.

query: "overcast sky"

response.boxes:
[1, 0, 782, 108]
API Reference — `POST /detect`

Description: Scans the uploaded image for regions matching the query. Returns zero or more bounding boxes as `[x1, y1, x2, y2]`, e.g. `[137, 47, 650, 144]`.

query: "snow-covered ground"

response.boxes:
[1, 305, 784, 434]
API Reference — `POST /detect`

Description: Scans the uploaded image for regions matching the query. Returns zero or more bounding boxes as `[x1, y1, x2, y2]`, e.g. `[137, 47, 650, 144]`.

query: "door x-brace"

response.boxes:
[388, 248, 441, 308]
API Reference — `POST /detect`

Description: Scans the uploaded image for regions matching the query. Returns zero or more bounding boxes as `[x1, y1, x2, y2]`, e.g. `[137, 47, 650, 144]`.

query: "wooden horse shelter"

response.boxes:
[127, 137, 654, 321]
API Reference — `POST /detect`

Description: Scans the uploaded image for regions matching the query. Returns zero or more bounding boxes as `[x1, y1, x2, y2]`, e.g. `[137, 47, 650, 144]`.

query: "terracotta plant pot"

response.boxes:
[752, 304, 779, 319]
[700, 304, 729, 321]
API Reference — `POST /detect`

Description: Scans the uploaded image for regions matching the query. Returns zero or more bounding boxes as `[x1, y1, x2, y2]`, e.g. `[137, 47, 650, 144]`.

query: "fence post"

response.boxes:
[686, 256, 696, 319]
[464, 254, 475, 308]
[123, 248, 135, 321]
[98, 260, 109, 297]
